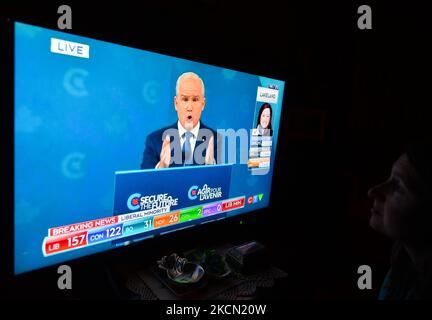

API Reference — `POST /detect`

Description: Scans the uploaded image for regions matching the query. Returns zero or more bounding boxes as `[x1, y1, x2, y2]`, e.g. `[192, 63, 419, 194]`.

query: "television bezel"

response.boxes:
[0, 19, 287, 289]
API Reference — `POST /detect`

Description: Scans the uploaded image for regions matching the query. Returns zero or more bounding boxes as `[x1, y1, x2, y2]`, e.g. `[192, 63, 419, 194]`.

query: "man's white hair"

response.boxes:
[176, 72, 205, 97]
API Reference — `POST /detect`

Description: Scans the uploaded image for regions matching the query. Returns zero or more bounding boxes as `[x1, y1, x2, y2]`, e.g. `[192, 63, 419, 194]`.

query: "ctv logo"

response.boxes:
[127, 193, 141, 211]
[188, 185, 199, 200]
[248, 194, 264, 204]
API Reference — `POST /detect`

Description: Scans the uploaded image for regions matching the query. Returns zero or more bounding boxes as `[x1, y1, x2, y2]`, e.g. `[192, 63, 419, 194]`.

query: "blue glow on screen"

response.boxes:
[14, 22, 285, 274]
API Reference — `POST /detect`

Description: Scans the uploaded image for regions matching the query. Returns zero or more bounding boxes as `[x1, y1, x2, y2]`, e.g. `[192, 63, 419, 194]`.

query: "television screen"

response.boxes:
[14, 21, 285, 274]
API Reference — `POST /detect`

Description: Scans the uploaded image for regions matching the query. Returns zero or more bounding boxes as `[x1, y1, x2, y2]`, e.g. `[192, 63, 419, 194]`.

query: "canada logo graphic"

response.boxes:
[187, 184, 222, 201]
[127, 193, 141, 211]
[188, 185, 199, 200]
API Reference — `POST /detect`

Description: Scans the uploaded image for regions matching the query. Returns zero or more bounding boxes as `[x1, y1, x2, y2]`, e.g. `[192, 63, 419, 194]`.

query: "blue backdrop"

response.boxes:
[14, 22, 285, 274]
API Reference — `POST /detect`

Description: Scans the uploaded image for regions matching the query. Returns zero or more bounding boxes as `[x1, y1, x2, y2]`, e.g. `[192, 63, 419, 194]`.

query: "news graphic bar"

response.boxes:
[87, 224, 124, 244]
[248, 130, 273, 173]
[154, 212, 180, 229]
[123, 217, 153, 236]
[202, 202, 222, 217]
[222, 197, 245, 211]
[247, 157, 271, 168]
[48, 216, 119, 237]
[44, 231, 88, 255]
[179, 206, 203, 222]
[42, 196, 246, 256]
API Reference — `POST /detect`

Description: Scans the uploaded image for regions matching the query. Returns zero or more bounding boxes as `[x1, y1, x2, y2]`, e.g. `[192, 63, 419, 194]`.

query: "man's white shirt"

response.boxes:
[155, 121, 200, 168]
[178, 120, 200, 153]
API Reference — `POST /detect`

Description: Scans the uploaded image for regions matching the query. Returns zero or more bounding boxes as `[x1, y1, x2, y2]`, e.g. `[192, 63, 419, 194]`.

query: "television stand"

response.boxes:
[108, 242, 288, 300]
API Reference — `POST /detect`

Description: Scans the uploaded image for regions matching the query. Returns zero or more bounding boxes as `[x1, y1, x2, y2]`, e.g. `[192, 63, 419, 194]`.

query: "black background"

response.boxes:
[0, 0, 431, 301]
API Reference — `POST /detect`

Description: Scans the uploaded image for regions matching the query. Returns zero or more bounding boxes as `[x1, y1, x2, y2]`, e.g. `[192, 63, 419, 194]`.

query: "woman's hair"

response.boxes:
[405, 140, 432, 193]
[405, 140, 432, 243]
[256, 103, 272, 130]
[388, 241, 432, 299]
[386, 140, 432, 299]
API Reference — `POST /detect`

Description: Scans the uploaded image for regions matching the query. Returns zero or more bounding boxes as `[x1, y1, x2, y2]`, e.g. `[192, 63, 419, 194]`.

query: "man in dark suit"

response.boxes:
[140, 72, 219, 169]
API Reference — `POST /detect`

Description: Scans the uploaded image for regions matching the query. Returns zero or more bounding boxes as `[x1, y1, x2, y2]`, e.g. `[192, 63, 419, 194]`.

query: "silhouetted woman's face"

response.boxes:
[260, 108, 271, 129]
[368, 154, 431, 245]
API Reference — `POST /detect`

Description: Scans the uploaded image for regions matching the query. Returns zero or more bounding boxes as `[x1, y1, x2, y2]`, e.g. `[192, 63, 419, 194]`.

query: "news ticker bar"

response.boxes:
[248, 134, 273, 170]
[42, 196, 246, 256]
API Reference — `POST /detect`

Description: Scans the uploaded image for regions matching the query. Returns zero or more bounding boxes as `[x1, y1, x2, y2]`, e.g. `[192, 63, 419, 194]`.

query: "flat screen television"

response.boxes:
[10, 21, 285, 275]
